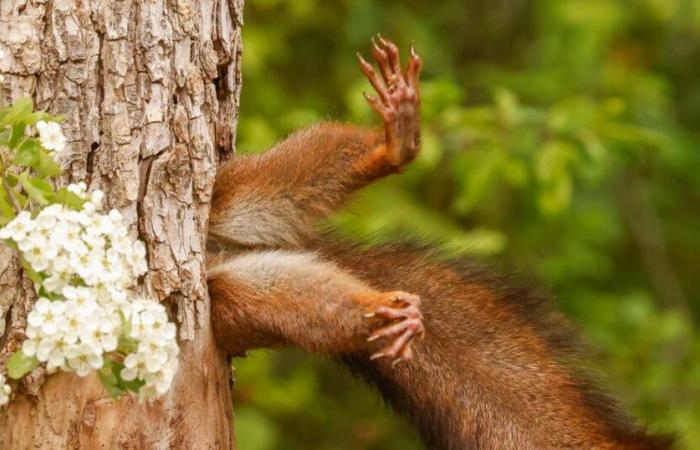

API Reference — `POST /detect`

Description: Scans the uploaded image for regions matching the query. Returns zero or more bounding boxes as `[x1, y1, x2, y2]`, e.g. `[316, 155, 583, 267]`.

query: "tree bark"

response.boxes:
[0, 0, 243, 448]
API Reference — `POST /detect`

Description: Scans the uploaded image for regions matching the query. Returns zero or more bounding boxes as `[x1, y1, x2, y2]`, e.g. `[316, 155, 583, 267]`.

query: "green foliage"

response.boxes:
[235, 1, 700, 448]
[0, 98, 66, 220]
[97, 360, 146, 399]
[233, 351, 421, 450]
[6, 350, 39, 379]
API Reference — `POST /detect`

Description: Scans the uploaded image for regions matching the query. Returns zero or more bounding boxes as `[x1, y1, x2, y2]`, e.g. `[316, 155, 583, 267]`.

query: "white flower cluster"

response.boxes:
[0, 183, 179, 400]
[36, 120, 67, 153]
[1, 186, 146, 292]
[121, 300, 179, 400]
[22, 296, 119, 376]
[0, 373, 11, 406]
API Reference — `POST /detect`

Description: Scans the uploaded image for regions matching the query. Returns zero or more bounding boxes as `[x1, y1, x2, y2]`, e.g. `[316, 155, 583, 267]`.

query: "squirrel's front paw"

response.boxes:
[364, 291, 425, 366]
[357, 35, 422, 169]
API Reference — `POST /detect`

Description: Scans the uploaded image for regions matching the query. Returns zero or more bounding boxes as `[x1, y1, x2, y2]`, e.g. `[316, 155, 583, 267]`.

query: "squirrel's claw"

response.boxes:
[377, 35, 402, 76]
[371, 36, 395, 84]
[357, 52, 390, 103]
[362, 91, 389, 116]
[366, 291, 425, 366]
[407, 43, 422, 90]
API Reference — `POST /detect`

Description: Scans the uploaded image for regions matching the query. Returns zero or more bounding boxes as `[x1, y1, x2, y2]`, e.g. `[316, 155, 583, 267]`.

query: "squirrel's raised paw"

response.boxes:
[365, 291, 425, 366]
[357, 35, 422, 169]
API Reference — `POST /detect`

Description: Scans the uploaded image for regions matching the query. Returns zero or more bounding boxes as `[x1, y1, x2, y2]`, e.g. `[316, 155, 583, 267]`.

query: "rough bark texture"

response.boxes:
[0, 0, 243, 448]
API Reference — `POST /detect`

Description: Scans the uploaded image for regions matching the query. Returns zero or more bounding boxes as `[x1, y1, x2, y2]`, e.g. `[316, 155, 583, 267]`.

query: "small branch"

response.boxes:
[2, 178, 21, 214]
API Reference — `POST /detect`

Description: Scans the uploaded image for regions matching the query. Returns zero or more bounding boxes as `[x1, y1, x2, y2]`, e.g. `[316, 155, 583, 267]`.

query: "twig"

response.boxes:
[2, 177, 21, 214]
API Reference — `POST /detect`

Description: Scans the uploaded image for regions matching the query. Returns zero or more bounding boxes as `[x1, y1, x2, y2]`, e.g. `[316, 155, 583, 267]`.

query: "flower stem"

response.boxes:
[2, 177, 21, 214]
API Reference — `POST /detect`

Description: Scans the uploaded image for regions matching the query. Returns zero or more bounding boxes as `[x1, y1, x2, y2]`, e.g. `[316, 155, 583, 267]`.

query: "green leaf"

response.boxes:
[118, 372, 146, 393]
[0, 182, 17, 220]
[8, 123, 27, 149]
[51, 187, 86, 210]
[117, 335, 139, 354]
[123, 379, 146, 393]
[37, 285, 61, 300]
[98, 360, 125, 398]
[14, 190, 27, 209]
[4, 173, 19, 187]
[20, 257, 44, 284]
[0, 128, 11, 146]
[36, 151, 62, 178]
[28, 176, 53, 195]
[13, 139, 40, 167]
[0, 97, 33, 128]
[7, 349, 39, 379]
[108, 360, 146, 394]
[1, 237, 17, 249]
[19, 173, 50, 206]
[98, 373, 124, 398]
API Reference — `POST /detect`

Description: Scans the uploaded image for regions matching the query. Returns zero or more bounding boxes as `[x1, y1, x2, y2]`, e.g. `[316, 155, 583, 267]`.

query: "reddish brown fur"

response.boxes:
[324, 242, 673, 449]
[206, 38, 673, 449]
[211, 123, 387, 220]
[209, 123, 387, 248]
[208, 249, 419, 358]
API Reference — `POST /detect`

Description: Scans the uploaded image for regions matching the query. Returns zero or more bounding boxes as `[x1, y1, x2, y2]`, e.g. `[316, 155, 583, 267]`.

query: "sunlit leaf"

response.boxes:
[21, 258, 43, 285]
[8, 123, 26, 149]
[36, 151, 62, 178]
[0, 97, 33, 128]
[19, 172, 49, 206]
[0, 182, 17, 220]
[51, 187, 86, 210]
[7, 350, 39, 379]
[13, 139, 40, 167]
[98, 360, 125, 398]
[110, 360, 145, 393]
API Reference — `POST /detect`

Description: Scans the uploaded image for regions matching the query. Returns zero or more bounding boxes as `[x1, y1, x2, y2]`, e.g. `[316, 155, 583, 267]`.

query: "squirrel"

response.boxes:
[205, 36, 674, 450]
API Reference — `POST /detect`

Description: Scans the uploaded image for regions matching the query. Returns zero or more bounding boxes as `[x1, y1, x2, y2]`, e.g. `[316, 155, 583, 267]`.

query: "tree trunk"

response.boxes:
[0, 0, 243, 448]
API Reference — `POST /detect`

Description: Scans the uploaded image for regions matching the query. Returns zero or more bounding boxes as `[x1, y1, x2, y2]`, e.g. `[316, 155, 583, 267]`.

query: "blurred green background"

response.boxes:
[231, 1, 700, 449]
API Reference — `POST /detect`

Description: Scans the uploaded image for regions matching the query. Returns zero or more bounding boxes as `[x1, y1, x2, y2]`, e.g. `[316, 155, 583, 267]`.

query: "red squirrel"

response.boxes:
[206, 37, 673, 450]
